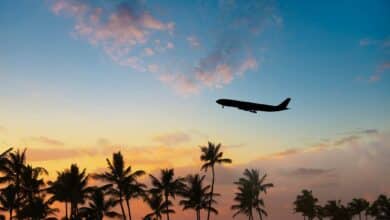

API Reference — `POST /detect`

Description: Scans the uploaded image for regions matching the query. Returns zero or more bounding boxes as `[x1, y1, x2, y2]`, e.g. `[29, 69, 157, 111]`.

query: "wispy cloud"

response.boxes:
[283, 168, 335, 177]
[187, 36, 200, 48]
[153, 131, 191, 146]
[50, 0, 174, 73]
[24, 136, 64, 146]
[359, 37, 390, 47]
[48, 0, 279, 95]
[369, 61, 390, 82]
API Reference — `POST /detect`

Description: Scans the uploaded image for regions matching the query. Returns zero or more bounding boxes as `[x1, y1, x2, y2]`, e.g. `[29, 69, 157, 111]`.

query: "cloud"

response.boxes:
[24, 136, 64, 146]
[359, 38, 378, 46]
[153, 132, 191, 146]
[48, 0, 279, 95]
[187, 36, 200, 48]
[144, 47, 155, 56]
[369, 62, 390, 82]
[283, 168, 335, 177]
[359, 38, 390, 47]
[158, 73, 200, 95]
[50, 0, 174, 69]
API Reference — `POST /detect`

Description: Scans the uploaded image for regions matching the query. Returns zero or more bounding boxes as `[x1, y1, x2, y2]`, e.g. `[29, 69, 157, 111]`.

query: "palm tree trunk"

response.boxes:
[118, 193, 127, 220]
[165, 194, 170, 220]
[65, 202, 68, 220]
[9, 208, 13, 220]
[359, 212, 362, 220]
[207, 166, 215, 220]
[125, 198, 132, 220]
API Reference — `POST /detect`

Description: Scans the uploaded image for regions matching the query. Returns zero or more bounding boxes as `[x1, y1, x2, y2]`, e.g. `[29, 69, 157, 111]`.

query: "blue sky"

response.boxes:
[0, 0, 389, 158]
[1, 1, 390, 219]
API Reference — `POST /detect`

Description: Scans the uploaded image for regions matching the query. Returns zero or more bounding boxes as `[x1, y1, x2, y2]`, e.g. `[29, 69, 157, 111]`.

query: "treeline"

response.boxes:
[293, 190, 390, 220]
[0, 142, 274, 220]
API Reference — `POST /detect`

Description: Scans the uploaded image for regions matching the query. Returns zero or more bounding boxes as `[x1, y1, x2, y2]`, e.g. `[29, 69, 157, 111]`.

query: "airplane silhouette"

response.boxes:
[216, 98, 291, 114]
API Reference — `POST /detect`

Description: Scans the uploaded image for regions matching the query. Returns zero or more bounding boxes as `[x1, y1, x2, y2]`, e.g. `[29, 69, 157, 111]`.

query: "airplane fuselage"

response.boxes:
[216, 98, 290, 113]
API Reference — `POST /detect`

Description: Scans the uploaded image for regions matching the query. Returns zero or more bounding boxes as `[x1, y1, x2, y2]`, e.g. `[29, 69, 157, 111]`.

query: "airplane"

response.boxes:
[216, 98, 291, 114]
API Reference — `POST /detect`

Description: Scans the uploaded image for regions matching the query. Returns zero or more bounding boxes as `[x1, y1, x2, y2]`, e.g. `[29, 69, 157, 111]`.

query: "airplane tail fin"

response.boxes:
[278, 98, 291, 109]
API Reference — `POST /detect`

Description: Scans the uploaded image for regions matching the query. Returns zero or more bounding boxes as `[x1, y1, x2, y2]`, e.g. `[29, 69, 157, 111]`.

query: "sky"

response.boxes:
[0, 0, 389, 219]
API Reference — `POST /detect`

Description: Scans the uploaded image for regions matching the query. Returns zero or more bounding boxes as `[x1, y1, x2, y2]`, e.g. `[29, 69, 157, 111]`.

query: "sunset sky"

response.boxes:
[0, 0, 389, 219]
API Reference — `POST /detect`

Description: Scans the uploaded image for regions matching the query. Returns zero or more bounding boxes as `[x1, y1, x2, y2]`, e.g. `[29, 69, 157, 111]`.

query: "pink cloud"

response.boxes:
[369, 61, 390, 82]
[153, 132, 191, 146]
[187, 36, 201, 48]
[48, 0, 273, 95]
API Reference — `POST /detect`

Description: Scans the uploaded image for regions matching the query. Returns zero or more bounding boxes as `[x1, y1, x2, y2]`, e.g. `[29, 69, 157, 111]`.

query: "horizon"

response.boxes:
[0, 0, 389, 219]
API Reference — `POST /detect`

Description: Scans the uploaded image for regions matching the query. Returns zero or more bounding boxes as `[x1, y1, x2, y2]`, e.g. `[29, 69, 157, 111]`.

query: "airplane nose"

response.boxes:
[216, 99, 221, 104]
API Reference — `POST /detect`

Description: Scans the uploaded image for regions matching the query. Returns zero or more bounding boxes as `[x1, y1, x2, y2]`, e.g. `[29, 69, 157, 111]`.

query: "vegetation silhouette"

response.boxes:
[149, 168, 184, 220]
[293, 189, 390, 220]
[200, 142, 232, 220]
[231, 169, 273, 220]
[93, 151, 145, 220]
[0, 146, 389, 220]
[179, 174, 217, 220]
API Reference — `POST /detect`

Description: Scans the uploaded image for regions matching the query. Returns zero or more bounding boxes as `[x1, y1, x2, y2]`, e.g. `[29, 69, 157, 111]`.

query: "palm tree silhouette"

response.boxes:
[47, 171, 71, 219]
[149, 168, 184, 220]
[93, 151, 143, 220]
[348, 198, 369, 220]
[143, 192, 174, 220]
[0, 148, 12, 173]
[78, 185, 121, 220]
[244, 169, 273, 220]
[0, 185, 17, 220]
[123, 169, 146, 220]
[179, 174, 217, 220]
[232, 169, 273, 220]
[17, 195, 58, 220]
[293, 190, 318, 220]
[61, 164, 89, 219]
[20, 164, 48, 203]
[200, 142, 232, 220]
[0, 149, 27, 217]
[232, 180, 255, 219]
[367, 194, 390, 219]
[323, 200, 352, 220]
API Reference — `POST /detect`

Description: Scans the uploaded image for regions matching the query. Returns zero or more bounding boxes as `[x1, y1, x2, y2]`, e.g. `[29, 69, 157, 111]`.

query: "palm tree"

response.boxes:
[323, 200, 352, 220]
[200, 142, 232, 220]
[51, 164, 88, 219]
[314, 205, 325, 220]
[0, 185, 17, 220]
[123, 169, 146, 220]
[293, 190, 318, 220]
[47, 171, 71, 219]
[348, 198, 369, 220]
[179, 174, 217, 220]
[0, 149, 27, 217]
[143, 192, 174, 220]
[93, 151, 142, 220]
[232, 169, 273, 220]
[78, 186, 121, 220]
[240, 169, 273, 220]
[0, 148, 12, 173]
[368, 195, 390, 219]
[149, 168, 184, 220]
[17, 195, 58, 220]
[232, 180, 255, 220]
[20, 164, 48, 203]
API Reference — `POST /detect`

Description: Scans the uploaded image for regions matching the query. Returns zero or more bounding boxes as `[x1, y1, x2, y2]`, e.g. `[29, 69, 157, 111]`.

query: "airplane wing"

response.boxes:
[238, 107, 257, 113]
